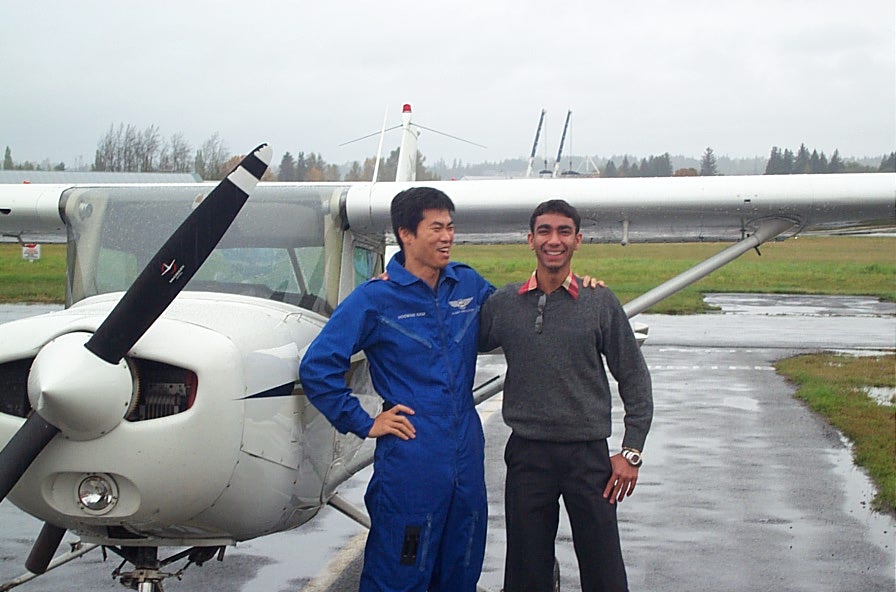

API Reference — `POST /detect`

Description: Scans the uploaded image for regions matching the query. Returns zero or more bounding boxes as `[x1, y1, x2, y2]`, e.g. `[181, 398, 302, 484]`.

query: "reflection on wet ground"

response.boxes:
[704, 293, 896, 317]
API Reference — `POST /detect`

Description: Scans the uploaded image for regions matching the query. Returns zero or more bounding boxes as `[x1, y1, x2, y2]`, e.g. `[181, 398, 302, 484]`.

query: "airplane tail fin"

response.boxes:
[395, 104, 418, 182]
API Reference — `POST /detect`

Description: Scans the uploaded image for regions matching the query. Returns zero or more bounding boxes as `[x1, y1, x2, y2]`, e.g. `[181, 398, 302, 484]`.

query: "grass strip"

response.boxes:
[0, 244, 67, 303]
[776, 353, 896, 515]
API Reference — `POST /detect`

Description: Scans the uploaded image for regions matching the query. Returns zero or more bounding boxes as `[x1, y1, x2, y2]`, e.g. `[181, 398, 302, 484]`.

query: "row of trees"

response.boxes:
[603, 152, 676, 178]
[560, 145, 896, 178]
[276, 148, 439, 182]
[91, 124, 238, 179]
[765, 144, 896, 175]
[594, 147, 721, 177]
[3, 124, 894, 179]
[3, 146, 65, 172]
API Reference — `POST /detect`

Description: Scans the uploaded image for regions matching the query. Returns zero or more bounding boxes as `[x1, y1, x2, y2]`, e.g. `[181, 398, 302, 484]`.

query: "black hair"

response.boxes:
[390, 187, 455, 249]
[529, 199, 581, 233]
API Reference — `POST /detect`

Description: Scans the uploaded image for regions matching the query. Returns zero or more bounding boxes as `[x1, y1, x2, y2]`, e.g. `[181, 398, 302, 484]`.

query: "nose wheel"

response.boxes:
[109, 546, 223, 591]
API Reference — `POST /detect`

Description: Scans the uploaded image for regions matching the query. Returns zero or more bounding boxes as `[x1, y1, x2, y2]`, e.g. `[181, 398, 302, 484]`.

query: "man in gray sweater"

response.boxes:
[479, 199, 653, 592]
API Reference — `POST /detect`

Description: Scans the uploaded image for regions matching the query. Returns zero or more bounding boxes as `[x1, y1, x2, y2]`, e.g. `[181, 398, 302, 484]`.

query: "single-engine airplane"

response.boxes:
[0, 105, 893, 590]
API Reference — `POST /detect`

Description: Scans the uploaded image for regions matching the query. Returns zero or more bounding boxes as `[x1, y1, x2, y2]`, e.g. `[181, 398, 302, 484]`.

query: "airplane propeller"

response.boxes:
[0, 143, 272, 573]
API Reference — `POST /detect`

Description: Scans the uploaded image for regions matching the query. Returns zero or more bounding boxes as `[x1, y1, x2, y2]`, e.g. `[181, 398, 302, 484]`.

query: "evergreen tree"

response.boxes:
[415, 151, 439, 181]
[324, 163, 341, 181]
[658, 155, 667, 177]
[603, 160, 618, 178]
[295, 152, 309, 180]
[379, 147, 400, 181]
[278, 152, 297, 181]
[193, 150, 206, 179]
[879, 152, 896, 172]
[700, 147, 718, 176]
[782, 149, 794, 174]
[3, 146, 12, 170]
[765, 147, 783, 174]
[829, 150, 845, 173]
[793, 143, 811, 174]
[639, 158, 649, 177]
[809, 149, 823, 173]
[345, 161, 364, 181]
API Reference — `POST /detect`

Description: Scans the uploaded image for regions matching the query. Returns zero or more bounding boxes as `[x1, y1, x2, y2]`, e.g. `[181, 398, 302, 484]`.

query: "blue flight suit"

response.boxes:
[299, 252, 494, 592]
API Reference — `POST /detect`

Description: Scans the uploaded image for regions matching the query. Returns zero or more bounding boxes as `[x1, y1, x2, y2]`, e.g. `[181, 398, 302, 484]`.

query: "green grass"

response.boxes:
[454, 236, 896, 314]
[776, 353, 896, 515]
[0, 243, 67, 303]
[4, 237, 893, 308]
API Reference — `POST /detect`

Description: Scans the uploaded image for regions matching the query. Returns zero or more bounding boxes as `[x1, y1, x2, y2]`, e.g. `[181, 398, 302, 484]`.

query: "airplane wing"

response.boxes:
[0, 183, 71, 241]
[344, 173, 896, 243]
[4, 174, 893, 245]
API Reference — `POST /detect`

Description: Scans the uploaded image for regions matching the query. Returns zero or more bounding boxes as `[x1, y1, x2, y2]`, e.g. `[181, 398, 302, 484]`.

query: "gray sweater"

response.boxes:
[479, 278, 652, 450]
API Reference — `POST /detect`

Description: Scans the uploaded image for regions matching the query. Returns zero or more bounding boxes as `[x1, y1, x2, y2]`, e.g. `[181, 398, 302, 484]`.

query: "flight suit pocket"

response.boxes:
[377, 315, 433, 348]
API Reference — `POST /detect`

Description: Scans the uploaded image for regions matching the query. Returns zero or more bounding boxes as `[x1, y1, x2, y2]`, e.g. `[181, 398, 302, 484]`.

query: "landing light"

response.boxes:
[77, 474, 118, 514]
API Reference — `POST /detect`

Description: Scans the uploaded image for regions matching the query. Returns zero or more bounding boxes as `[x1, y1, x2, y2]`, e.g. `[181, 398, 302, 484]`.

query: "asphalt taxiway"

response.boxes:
[1, 294, 894, 592]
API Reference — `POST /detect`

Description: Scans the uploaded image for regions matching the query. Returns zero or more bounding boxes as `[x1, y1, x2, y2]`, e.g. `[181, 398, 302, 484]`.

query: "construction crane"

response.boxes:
[552, 109, 572, 178]
[525, 109, 546, 178]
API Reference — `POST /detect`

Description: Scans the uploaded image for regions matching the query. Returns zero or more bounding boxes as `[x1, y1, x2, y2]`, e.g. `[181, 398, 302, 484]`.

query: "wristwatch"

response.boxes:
[621, 448, 643, 467]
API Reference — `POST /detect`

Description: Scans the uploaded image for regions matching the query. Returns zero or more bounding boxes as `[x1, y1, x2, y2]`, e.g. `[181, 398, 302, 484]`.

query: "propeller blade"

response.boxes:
[25, 522, 66, 574]
[0, 413, 58, 502]
[0, 144, 269, 507]
[85, 144, 271, 363]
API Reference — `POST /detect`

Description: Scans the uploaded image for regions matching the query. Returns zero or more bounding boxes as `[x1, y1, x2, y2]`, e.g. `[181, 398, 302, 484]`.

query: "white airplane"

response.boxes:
[0, 105, 893, 591]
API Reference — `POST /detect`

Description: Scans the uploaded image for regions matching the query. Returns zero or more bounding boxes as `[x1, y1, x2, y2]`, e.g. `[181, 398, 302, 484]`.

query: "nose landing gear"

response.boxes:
[109, 545, 223, 591]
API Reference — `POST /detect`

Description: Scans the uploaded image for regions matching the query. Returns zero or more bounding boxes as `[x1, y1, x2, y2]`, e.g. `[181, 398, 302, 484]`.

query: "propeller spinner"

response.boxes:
[0, 143, 272, 573]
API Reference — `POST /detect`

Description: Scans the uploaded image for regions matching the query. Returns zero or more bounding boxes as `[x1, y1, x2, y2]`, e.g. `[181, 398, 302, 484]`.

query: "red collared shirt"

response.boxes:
[517, 270, 580, 300]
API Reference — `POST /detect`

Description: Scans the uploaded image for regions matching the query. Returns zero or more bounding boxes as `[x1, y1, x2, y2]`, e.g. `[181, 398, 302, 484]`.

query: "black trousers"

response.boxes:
[503, 434, 628, 592]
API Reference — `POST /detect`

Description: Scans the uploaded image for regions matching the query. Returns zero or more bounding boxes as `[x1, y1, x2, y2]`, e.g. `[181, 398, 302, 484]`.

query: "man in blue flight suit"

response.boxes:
[299, 187, 494, 592]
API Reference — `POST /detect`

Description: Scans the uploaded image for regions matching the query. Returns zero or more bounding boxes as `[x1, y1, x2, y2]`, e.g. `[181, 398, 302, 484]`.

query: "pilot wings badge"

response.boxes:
[449, 297, 474, 310]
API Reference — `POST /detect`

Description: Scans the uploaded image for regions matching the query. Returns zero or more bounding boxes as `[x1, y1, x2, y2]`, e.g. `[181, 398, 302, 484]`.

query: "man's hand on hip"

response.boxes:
[368, 404, 416, 440]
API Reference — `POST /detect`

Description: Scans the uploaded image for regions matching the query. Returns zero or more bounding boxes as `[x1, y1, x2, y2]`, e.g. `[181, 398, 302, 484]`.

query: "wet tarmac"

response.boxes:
[1, 294, 894, 591]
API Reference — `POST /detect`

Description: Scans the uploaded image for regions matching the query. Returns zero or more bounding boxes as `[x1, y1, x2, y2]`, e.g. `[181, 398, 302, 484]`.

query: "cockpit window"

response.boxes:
[353, 246, 381, 287]
[62, 184, 350, 315]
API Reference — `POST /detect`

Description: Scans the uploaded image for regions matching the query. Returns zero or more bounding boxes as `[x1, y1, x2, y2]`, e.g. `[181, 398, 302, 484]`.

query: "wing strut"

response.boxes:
[0, 542, 98, 590]
[623, 217, 797, 318]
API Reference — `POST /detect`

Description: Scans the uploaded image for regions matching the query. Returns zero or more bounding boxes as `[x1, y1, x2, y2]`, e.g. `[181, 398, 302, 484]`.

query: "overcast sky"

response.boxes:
[2, 0, 894, 170]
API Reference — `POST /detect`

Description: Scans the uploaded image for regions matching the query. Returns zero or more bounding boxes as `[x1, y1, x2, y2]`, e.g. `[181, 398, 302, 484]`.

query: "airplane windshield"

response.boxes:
[62, 184, 352, 314]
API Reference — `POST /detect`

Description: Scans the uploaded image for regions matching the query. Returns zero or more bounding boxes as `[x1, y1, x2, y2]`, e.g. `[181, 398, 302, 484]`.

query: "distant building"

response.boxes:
[0, 171, 201, 184]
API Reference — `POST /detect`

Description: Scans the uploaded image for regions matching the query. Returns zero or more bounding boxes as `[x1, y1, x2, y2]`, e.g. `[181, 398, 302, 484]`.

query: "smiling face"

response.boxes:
[528, 211, 582, 275]
[399, 208, 455, 284]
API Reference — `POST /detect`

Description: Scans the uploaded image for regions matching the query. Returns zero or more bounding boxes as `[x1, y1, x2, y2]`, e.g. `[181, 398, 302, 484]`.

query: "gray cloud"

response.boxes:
[1, 0, 893, 170]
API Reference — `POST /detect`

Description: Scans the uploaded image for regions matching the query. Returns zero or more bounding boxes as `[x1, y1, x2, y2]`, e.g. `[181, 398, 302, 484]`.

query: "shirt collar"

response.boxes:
[518, 270, 579, 299]
[386, 251, 458, 287]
